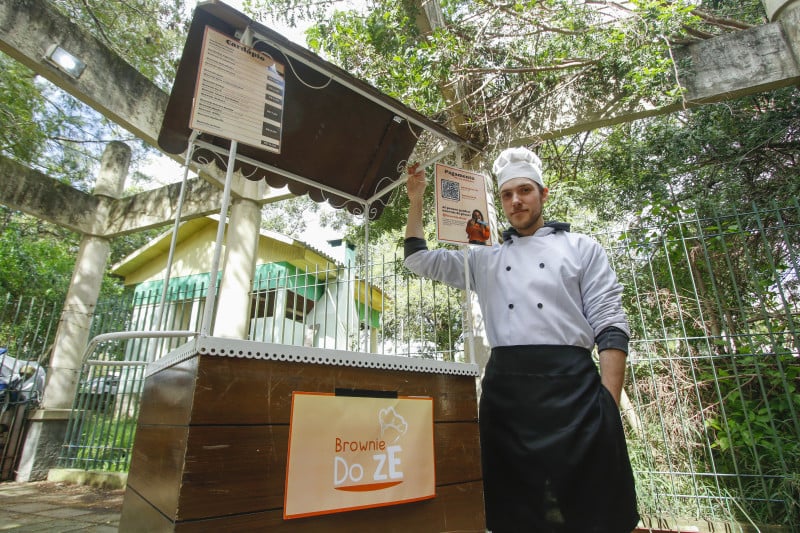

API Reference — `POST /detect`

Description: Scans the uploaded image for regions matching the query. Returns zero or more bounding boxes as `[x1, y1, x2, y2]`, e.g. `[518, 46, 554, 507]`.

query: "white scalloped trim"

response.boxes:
[147, 336, 479, 377]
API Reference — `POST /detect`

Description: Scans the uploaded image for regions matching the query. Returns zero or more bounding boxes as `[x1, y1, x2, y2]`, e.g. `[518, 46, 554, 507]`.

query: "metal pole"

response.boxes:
[454, 149, 476, 365]
[363, 211, 370, 353]
[155, 130, 199, 331]
[463, 246, 475, 365]
[200, 140, 238, 336]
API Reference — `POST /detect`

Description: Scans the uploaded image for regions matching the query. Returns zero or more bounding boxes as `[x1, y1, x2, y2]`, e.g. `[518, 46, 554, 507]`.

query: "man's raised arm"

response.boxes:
[405, 163, 427, 241]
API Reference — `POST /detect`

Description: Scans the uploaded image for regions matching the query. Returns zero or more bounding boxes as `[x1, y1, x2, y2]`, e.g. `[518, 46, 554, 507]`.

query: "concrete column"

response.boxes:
[16, 142, 130, 481]
[42, 236, 113, 409]
[212, 195, 261, 339]
[774, 1, 800, 70]
[93, 140, 130, 198]
[460, 148, 492, 382]
[763, 0, 800, 21]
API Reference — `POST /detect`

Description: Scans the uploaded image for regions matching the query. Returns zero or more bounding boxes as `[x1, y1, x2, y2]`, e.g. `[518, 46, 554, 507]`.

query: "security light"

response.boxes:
[44, 44, 86, 79]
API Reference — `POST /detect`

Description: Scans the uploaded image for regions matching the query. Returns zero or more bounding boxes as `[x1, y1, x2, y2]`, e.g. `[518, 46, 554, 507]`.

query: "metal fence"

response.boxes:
[1, 201, 798, 529]
[600, 201, 799, 530]
[0, 295, 61, 480]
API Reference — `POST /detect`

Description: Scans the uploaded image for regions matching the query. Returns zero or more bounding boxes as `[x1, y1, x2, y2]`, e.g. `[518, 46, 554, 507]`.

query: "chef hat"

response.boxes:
[492, 147, 544, 190]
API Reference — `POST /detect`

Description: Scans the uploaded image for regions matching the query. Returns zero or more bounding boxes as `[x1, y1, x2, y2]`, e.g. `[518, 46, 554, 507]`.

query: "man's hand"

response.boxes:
[599, 348, 627, 408]
[405, 163, 427, 240]
[406, 162, 427, 202]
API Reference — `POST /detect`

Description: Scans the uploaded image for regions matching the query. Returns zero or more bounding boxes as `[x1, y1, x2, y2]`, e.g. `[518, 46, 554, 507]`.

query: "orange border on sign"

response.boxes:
[283, 392, 436, 520]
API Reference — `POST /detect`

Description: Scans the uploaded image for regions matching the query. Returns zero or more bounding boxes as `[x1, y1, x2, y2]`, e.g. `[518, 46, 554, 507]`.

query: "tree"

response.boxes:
[50, 0, 189, 90]
[0, 1, 198, 302]
[0, 207, 78, 302]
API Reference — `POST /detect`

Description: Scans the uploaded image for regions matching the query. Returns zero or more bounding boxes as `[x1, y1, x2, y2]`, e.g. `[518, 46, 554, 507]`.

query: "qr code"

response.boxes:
[440, 179, 460, 201]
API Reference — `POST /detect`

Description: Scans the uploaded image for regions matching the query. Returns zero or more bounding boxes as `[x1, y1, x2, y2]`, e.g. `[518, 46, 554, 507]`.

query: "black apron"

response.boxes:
[479, 345, 639, 533]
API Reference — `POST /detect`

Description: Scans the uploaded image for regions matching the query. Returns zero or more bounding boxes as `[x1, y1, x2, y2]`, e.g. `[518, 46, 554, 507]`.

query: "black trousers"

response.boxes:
[479, 345, 639, 533]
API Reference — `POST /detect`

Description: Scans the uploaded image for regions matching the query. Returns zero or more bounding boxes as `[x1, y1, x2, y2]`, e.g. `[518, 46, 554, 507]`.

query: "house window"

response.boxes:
[251, 289, 315, 321]
[251, 290, 277, 319]
[285, 291, 315, 321]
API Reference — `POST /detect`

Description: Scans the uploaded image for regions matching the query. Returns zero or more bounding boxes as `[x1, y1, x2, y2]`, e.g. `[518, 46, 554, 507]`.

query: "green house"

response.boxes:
[111, 217, 385, 359]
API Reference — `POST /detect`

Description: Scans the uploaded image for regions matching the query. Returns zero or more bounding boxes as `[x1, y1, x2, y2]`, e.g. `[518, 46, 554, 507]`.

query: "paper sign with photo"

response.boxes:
[434, 164, 492, 246]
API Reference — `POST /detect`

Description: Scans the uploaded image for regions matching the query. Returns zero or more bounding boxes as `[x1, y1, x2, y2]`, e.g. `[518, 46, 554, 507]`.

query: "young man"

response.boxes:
[404, 147, 639, 532]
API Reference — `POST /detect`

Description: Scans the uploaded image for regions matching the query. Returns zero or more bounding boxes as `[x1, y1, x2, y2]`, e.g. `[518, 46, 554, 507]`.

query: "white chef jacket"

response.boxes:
[404, 225, 630, 350]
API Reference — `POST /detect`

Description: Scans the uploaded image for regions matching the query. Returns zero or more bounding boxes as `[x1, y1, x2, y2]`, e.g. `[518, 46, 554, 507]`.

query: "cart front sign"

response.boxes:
[284, 392, 435, 519]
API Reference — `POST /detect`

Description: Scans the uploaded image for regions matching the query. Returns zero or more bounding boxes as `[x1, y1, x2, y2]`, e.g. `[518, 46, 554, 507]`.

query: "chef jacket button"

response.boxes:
[506, 266, 511, 271]
[508, 304, 514, 309]
[537, 303, 543, 309]
[539, 263, 545, 268]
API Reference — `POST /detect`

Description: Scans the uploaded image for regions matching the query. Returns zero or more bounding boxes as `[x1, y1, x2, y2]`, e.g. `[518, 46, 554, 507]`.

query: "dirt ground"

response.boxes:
[19, 480, 125, 511]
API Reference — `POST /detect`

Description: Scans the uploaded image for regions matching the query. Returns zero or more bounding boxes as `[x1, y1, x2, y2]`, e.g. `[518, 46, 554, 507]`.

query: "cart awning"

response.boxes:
[158, 0, 467, 219]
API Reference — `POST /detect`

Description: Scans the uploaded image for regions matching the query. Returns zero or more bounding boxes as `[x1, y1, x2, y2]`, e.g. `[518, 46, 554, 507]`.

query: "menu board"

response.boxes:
[190, 27, 285, 153]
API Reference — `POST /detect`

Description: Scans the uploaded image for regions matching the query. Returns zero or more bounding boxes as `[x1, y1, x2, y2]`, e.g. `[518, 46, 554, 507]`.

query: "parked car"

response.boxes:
[0, 348, 46, 407]
[80, 373, 120, 410]
[86, 375, 120, 395]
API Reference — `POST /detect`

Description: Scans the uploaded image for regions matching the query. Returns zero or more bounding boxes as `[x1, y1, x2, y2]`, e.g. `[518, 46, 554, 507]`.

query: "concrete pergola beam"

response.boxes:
[675, 6, 800, 104]
[0, 0, 292, 205]
[3, 0, 798, 150]
[0, 154, 239, 237]
[0, 0, 167, 149]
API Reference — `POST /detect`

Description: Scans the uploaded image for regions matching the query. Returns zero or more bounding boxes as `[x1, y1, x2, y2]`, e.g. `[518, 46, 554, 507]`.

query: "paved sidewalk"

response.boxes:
[0, 481, 123, 532]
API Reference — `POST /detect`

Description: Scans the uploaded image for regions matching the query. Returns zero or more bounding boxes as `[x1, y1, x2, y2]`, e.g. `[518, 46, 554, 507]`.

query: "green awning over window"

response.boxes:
[132, 262, 324, 303]
[133, 273, 215, 302]
[253, 262, 324, 301]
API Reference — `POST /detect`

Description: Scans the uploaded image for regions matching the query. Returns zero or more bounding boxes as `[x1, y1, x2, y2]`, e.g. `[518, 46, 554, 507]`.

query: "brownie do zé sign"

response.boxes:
[284, 393, 435, 519]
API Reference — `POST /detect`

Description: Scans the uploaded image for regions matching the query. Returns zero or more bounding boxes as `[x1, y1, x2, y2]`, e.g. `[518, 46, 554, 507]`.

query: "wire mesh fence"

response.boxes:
[595, 200, 799, 529]
[1, 200, 797, 529]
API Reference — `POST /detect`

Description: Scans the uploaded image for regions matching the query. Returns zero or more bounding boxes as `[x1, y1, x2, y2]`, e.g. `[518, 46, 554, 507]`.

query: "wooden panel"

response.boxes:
[174, 481, 485, 532]
[191, 355, 479, 425]
[175, 421, 481, 520]
[434, 422, 482, 486]
[177, 425, 286, 520]
[123, 350, 483, 531]
[119, 486, 176, 533]
[126, 425, 189, 519]
[137, 356, 198, 426]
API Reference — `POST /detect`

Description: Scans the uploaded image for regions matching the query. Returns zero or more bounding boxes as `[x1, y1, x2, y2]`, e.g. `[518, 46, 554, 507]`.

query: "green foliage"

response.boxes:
[71, 412, 137, 471]
[303, 3, 452, 115]
[261, 195, 321, 237]
[0, 55, 156, 193]
[0, 205, 154, 304]
[0, 56, 50, 161]
[611, 200, 800, 525]
[51, 0, 190, 89]
[368, 246, 465, 361]
[698, 0, 766, 23]
[561, 86, 800, 224]
[702, 355, 800, 523]
[0, 208, 78, 303]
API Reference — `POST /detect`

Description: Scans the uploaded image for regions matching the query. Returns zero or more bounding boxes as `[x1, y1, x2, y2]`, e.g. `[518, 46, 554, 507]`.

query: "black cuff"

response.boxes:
[596, 326, 629, 354]
[404, 237, 428, 259]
